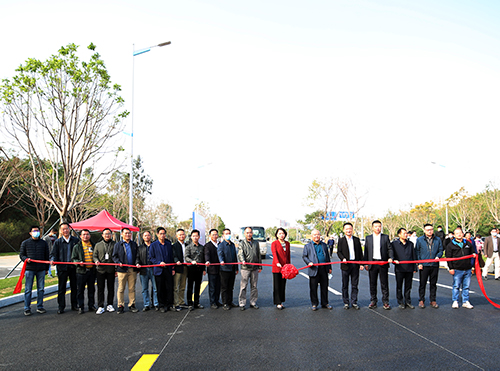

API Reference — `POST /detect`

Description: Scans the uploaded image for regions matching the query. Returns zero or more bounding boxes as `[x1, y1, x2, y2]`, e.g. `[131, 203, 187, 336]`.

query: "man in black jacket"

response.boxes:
[391, 228, 417, 309]
[363, 220, 393, 310]
[172, 229, 188, 311]
[136, 231, 158, 311]
[446, 227, 475, 309]
[20, 226, 49, 316]
[205, 229, 221, 309]
[50, 223, 79, 314]
[337, 222, 364, 310]
[71, 229, 97, 314]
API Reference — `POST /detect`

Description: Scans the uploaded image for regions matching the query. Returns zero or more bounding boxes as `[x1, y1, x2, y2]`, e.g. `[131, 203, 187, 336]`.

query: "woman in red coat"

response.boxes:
[271, 228, 291, 309]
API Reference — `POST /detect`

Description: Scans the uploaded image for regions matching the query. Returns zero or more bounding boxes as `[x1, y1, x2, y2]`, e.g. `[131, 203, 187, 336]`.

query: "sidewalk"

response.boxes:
[0, 283, 62, 308]
[0, 255, 23, 278]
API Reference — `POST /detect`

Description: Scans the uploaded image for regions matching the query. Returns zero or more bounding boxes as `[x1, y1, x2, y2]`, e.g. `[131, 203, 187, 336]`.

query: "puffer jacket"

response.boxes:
[237, 239, 262, 271]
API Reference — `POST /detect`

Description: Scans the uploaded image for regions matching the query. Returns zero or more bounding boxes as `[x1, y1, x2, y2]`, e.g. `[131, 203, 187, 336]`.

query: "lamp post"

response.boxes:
[129, 41, 171, 226]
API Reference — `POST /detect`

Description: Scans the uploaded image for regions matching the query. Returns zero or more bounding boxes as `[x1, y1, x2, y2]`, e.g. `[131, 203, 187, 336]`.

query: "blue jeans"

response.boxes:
[140, 268, 158, 307]
[24, 270, 45, 311]
[452, 269, 472, 303]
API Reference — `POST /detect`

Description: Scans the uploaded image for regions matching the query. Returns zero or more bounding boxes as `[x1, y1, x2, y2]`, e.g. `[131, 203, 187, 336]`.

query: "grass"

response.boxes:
[0, 274, 59, 299]
[0, 252, 19, 257]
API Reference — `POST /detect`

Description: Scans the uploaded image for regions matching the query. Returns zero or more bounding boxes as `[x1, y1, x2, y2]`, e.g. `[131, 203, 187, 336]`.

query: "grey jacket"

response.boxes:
[93, 239, 116, 274]
[237, 238, 262, 271]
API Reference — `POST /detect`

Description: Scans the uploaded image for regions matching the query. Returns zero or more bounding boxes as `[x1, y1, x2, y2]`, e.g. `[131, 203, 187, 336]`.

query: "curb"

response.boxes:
[0, 283, 67, 309]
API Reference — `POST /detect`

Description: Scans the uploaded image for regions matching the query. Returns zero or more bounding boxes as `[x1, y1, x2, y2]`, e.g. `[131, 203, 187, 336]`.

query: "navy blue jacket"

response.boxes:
[149, 240, 174, 276]
[217, 240, 238, 273]
[414, 235, 443, 267]
[50, 236, 80, 272]
[113, 240, 138, 273]
[302, 241, 331, 277]
[391, 239, 417, 273]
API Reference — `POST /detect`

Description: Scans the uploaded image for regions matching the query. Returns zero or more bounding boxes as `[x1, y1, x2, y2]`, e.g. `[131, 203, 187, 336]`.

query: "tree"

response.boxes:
[410, 201, 437, 229]
[193, 201, 224, 235]
[0, 43, 128, 222]
[484, 183, 500, 225]
[447, 188, 485, 235]
[0, 155, 21, 215]
[306, 179, 340, 236]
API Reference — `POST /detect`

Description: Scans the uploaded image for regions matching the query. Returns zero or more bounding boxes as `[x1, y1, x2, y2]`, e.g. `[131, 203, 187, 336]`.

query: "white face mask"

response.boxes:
[492, 232, 498, 237]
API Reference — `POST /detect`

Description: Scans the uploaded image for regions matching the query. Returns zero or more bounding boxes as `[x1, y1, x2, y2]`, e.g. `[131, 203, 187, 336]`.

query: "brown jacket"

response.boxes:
[483, 236, 500, 258]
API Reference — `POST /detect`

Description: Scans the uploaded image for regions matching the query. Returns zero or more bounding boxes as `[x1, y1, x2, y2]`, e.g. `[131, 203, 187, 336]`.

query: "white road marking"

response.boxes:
[369, 309, 484, 370]
[387, 272, 475, 294]
[299, 272, 342, 296]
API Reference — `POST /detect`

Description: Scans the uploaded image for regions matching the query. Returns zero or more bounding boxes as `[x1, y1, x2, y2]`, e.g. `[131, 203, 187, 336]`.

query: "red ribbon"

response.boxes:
[474, 258, 500, 309]
[13, 260, 27, 294]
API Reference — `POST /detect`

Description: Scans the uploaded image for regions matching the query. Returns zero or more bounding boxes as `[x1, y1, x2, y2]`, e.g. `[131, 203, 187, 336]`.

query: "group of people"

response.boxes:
[18, 220, 487, 316]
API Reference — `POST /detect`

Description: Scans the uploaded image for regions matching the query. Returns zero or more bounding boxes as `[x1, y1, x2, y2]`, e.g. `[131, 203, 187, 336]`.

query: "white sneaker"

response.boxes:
[106, 305, 115, 312]
[96, 307, 105, 315]
[462, 301, 474, 309]
[452, 301, 459, 309]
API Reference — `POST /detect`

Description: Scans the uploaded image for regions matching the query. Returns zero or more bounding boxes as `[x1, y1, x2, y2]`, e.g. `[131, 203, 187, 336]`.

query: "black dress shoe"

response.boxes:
[223, 304, 230, 311]
[343, 304, 350, 310]
[57, 309, 64, 314]
[71, 306, 78, 311]
[142, 306, 150, 312]
[195, 304, 204, 309]
[89, 305, 97, 311]
[230, 303, 239, 308]
[78, 308, 84, 314]
[250, 304, 259, 309]
[159, 307, 166, 313]
[322, 305, 332, 310]
[211, 304, 218, 309]
[352, 304, 360, 310]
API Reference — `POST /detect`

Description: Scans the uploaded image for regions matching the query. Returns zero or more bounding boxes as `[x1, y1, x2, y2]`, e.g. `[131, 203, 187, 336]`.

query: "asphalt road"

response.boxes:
[1, 245, 500, 370]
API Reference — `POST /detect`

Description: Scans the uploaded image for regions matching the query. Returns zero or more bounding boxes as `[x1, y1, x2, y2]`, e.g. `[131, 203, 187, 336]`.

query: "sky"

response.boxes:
[1, 0, 500, 231]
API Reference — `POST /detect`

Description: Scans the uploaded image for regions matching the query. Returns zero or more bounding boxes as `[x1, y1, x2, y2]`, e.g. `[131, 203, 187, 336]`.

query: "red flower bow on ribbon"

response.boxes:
[281, 264, 298, 279]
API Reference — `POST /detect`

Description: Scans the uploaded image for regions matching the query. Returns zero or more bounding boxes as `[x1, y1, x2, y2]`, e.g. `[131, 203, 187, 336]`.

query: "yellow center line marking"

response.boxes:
[31, 290, 71, 305]
[132, 279, 210, 370]
[131, 354, 159, 371]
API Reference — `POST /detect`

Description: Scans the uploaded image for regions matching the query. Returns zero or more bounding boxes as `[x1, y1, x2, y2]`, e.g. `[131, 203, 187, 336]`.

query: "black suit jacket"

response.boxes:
[363, 233, 393, 270]
[172, 241, 185, 274]
[337, 236, 363, 271]
[204, 241, 220, 275]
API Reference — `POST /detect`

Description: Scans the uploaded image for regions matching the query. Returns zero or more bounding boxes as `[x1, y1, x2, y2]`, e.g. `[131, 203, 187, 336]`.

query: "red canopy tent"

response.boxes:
[69, 209, 139, 232]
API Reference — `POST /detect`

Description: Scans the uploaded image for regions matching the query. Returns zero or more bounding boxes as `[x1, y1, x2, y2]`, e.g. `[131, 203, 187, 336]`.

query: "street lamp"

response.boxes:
[129, 41, 171, 226]
[431, 161, 449, 234]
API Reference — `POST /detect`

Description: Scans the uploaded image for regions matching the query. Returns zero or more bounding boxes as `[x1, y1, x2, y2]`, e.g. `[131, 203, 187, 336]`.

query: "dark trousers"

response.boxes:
[368, 264, 389, 304]
[309, 265, 329, 307]
[155, 269, 174, 309]
[419, 266, 439, 302]
[96, 271, 115, 308]
[220, 270, 236, 305]
[186, 266, 204, 306]
[57, 266, 77, 310]
[273, 273, 287, 305]
[341, 264, 360, 305]
[395, 271, 413, 305]
[208, 273, 221, 305]
[76, 269, 96, 309]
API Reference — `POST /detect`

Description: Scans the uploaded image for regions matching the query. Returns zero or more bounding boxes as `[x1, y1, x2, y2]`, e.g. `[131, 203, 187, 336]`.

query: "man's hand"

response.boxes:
[205, 261, 210, 266]
[160, 262, 166, 267]
[203, 271, 206, 276]
[308, 262, 314, 267]
[220, 261, 225, 266]
[119, 263, 123, 267]
[364, 265, 369, 270]
[342, 258, 347, 262]
[176, 261, 181, 265]
[360, 265, 364, 271]
[449, 269, 455, 275]
[79, 261, 84, 267]
[236, 270, 239, 275]
[26, 258, 31, 263]
[388, 258, 393, 263]
[418, 264, 423, 270]
[394, 260, 399, 264]
[435, 257, 440, 260]
[258, 269, 262, 273]
[50, 261, 54, 266]
[96, 262, 100, 266]
[328, 269, 332, 274]
[191, 261, 197, 265]
[136, 264, 140, 268]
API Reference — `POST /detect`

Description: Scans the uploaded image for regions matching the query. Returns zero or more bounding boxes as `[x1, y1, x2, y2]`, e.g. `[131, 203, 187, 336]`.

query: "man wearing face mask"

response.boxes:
[20, 226, 50, 316]
[482, 228, 500, 280]
[217, 229, 239, 310]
